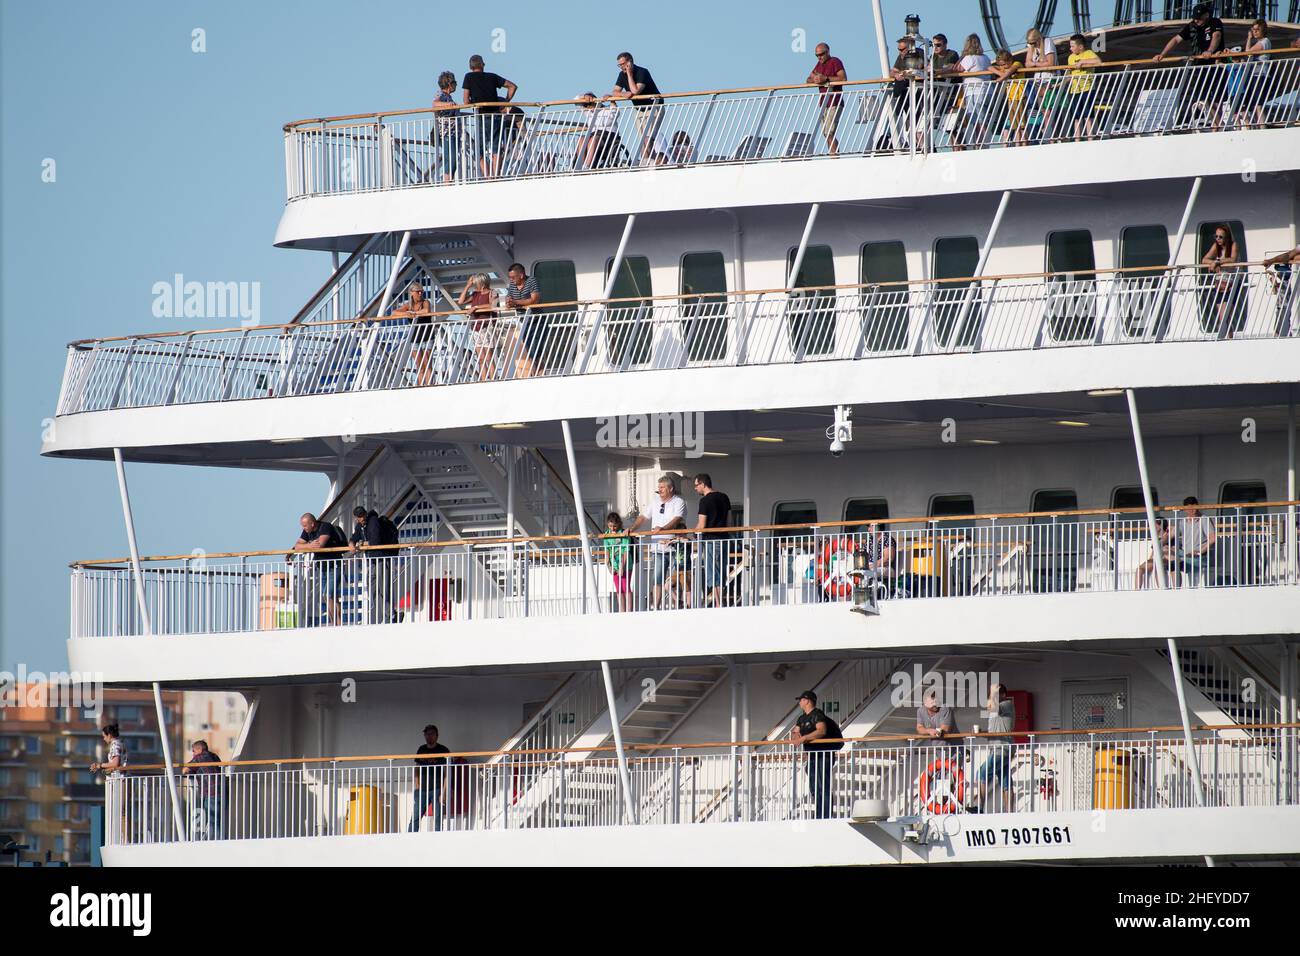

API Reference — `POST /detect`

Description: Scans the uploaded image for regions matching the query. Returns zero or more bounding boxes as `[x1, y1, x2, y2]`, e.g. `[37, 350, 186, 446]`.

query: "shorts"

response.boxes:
[314, 561, 343, 598]
[475, 112, 503, 156]
[611, 570, 630, 594]
[472, 320, 498, 349]
[652, 550, 674, 584]
[976, 746, 1012, 788]
[819, 102, 842, 140]
[633, 104, 665, 150]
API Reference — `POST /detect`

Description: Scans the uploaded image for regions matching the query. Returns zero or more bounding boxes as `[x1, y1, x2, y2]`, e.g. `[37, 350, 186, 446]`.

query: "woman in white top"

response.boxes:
[576, 92, 620, 170]
[1239, 19, 1273, 128]
[954, 34, 992, 149]
[1024, 29, 1058, 142]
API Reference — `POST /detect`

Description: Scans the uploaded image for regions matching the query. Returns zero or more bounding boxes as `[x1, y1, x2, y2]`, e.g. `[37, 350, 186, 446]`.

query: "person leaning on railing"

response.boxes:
[1175, 497, 1217, 588]
[991, 49, 1026, 145]
[806, 42, 847, 156]
[389, 280, 435, 386]
[1023, 28, 1057, 143]
[575, 91, 620, 170]
[431, 71, 461, 183]
[89, 723, 128, 842]
[1065, 34, 1102, 141]
[290, 512, 348, 626]
[504, 263, 540, 379]
[1234, 20, 1274, 130]
[608, 51, 664, 165]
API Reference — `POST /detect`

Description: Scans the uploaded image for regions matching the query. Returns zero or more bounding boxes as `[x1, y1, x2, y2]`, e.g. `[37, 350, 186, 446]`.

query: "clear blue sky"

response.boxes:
[1, 0, 1037, 673]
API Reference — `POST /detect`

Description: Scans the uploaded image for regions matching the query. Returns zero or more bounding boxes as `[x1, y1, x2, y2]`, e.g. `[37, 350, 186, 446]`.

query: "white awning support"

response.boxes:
[1124, 392, 1213, 867]
[560, 419, 637, 824]
[113, 448, 187, 842]
[578, 213, 637, 373]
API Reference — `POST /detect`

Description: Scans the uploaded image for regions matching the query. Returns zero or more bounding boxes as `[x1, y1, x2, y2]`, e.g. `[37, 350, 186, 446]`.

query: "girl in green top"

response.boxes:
[603, 512, 632, 613]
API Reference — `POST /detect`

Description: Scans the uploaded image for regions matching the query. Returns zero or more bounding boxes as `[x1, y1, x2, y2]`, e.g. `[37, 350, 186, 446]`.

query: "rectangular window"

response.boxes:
[1112, 486, 1158, 510]
[114, 705, 142, 723]
[1196, 221, 1248, 335]
[773, 501, 818, 537]
[1031, 489, 1079, 520]
[1045, 229, 1096, 341]
[529, 260, 579, 372]
[26, 770, 40, 788]
[680, 251, 728, 363]
[1220, 481, 1266, 505]
[604, 255, 653, 367]
[860, 241, 909, 351]
[0, 768, 9, 786]
[54, 803, 68, 821]
[933, 237, 981, 348]
[786, 245, 836, 356]
[929, 494, 975, 518]
[26, 802, 40, 821]
[1119, 225, 1171, 337]
[22, 736, 40, 755]
[844, 498, 889, 532]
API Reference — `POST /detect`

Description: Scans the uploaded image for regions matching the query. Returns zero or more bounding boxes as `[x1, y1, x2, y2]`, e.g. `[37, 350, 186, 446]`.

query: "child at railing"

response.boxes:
[602, 512, 632, 612]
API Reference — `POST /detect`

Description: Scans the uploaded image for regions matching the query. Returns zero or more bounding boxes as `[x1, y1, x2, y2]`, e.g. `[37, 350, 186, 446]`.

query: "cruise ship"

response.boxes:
[42, 2, 1300, 867]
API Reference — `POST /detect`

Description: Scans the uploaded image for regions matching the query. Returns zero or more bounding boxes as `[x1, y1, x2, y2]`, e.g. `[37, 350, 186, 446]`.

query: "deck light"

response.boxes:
[971, 439, 1001, 445]
[1056, 420, 1091, 427]
[751, 436, 784, 443]
[491, 423, 528, 429]
[1086, 389, 1124, 397]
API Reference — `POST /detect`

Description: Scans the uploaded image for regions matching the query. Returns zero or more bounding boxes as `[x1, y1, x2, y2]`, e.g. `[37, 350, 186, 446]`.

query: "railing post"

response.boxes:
[671, 747, 681, 824]
[558, 757, 567, 828]
[502, 753, 511, 829]
[1028, 734, 1036, 812]
[464, 542, 473, 620]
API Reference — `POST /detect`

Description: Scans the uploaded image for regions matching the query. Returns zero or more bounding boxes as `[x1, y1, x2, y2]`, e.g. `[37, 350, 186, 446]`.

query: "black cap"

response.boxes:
[352, 506, 369, 518]
[1192, 2, 1211, 16]
[797, 690, 818, 704]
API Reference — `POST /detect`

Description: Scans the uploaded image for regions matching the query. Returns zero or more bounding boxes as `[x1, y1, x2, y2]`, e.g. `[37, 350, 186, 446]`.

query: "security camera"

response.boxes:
[826, 405, 853, 458]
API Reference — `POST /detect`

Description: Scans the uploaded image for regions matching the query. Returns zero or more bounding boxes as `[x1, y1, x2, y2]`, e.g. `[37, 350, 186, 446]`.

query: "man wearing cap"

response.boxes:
[1153, 3, 1224, 61]
[349, 505, 401, 624]
[790, 690, 843, 819]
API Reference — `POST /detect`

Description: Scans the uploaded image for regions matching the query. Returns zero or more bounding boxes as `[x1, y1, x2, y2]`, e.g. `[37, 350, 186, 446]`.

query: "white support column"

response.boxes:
[330, 251, 341, 325]
[955, 190, 1012, 346]
[1153, 177, 1202, 341]
[578, 214, 637, 373]
[506, 446, 517, 598]
[1125, 393, 1212, 864]
[1287, 394, 1296, 584]
[785, 204, 821, 290]
[743, 425, 752, 525]
[869, 0, 902, 149]
[560, 420, 636, 823]
[228, 693, 260, 763]
[113, 449, 187, 841]
[376, 230, 412, 318]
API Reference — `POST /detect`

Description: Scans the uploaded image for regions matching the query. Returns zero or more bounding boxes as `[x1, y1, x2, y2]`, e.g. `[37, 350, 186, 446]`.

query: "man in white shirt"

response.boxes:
[628, 474, 686, 609]
[1176, 496, 1217, 587]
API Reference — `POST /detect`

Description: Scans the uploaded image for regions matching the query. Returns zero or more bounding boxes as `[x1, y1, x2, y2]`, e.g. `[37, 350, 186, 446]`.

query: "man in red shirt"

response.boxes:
[806, 43, 847, 155]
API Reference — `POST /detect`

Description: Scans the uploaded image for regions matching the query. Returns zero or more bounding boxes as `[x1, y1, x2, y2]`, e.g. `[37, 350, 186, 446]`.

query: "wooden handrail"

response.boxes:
[65, 260, 1279, 348]
[69, 499, 1300, 567]
[281, 47, 1300, 130]
[116, 721, 1300, 772]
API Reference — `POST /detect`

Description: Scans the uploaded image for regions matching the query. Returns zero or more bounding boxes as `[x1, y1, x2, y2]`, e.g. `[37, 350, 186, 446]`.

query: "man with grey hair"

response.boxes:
[628, 474, 686, 609]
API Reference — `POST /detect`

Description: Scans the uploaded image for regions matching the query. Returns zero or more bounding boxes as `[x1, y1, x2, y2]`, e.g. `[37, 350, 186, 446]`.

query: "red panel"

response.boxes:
[1008, 690, 1033, 744]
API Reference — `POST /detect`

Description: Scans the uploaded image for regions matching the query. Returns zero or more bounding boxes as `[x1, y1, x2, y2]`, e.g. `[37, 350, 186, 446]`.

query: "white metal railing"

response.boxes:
[55, 264, 1300, 416]
[70, 510, 1300, 639]
[101, 727, 1300, 846]
[281, 52, 1300, 200]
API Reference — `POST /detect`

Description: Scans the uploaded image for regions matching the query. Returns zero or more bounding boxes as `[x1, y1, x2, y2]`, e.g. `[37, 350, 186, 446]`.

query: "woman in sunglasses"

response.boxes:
[1201, 224, 1240, 338]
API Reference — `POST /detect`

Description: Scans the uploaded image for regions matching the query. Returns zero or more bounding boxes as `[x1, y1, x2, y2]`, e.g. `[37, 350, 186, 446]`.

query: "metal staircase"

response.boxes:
[1155, 646, 1284, 730]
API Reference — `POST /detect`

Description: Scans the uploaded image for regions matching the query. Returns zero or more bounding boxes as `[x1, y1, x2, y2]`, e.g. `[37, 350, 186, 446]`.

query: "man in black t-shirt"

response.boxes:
[693, 474, 733, 608]
[1154, 3, 1225, 60]
[462, 54, 517, 178]
[292, 512, 348, 625]
[409, 724, 451, 832]
[790, 690, 843, 819]
[609, 51, 664, 164]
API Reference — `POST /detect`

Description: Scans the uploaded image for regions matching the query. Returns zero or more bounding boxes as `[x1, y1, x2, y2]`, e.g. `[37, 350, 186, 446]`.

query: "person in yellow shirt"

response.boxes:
[1066, 34, 1102, 140]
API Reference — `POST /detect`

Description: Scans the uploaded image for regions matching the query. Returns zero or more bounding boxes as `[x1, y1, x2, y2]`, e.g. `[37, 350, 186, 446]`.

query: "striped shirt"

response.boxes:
[506, 275, 540, 309]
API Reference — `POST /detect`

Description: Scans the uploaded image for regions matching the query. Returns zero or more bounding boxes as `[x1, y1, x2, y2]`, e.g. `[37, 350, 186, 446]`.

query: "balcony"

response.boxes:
[101, 725, 1300, 865]
[51, 264, 1300, 428]
[69, 505, 1299, 652]
[282, 51, 1300, 203]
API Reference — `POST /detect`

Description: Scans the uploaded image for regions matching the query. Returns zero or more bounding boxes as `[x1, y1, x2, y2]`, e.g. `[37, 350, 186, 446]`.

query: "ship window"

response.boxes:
[1195, 221, 1248, 334]
[860, 241, 909, 351]
[844, 498, 889, 532]
[1118, 225, 1171, 337]
[530, 260, 578, 372]
[773, 501, 818, 535]
[1220, 481, 1266, 512]
[932, 237, 981, 348]
[785, 245, 836, 356]
[929, 494, 974, 518]
[1031, 489, 1079, 522]
[1045, 229, 1096, 341]
[680, 251, 728, 363]
[1112, 486, 1158, 510]
[603, 255, 652, 367]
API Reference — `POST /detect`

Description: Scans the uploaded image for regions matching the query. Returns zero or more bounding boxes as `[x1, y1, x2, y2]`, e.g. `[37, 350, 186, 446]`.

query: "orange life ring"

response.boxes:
[816, 536, 857, 599]
[918, 758, 965, 814]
